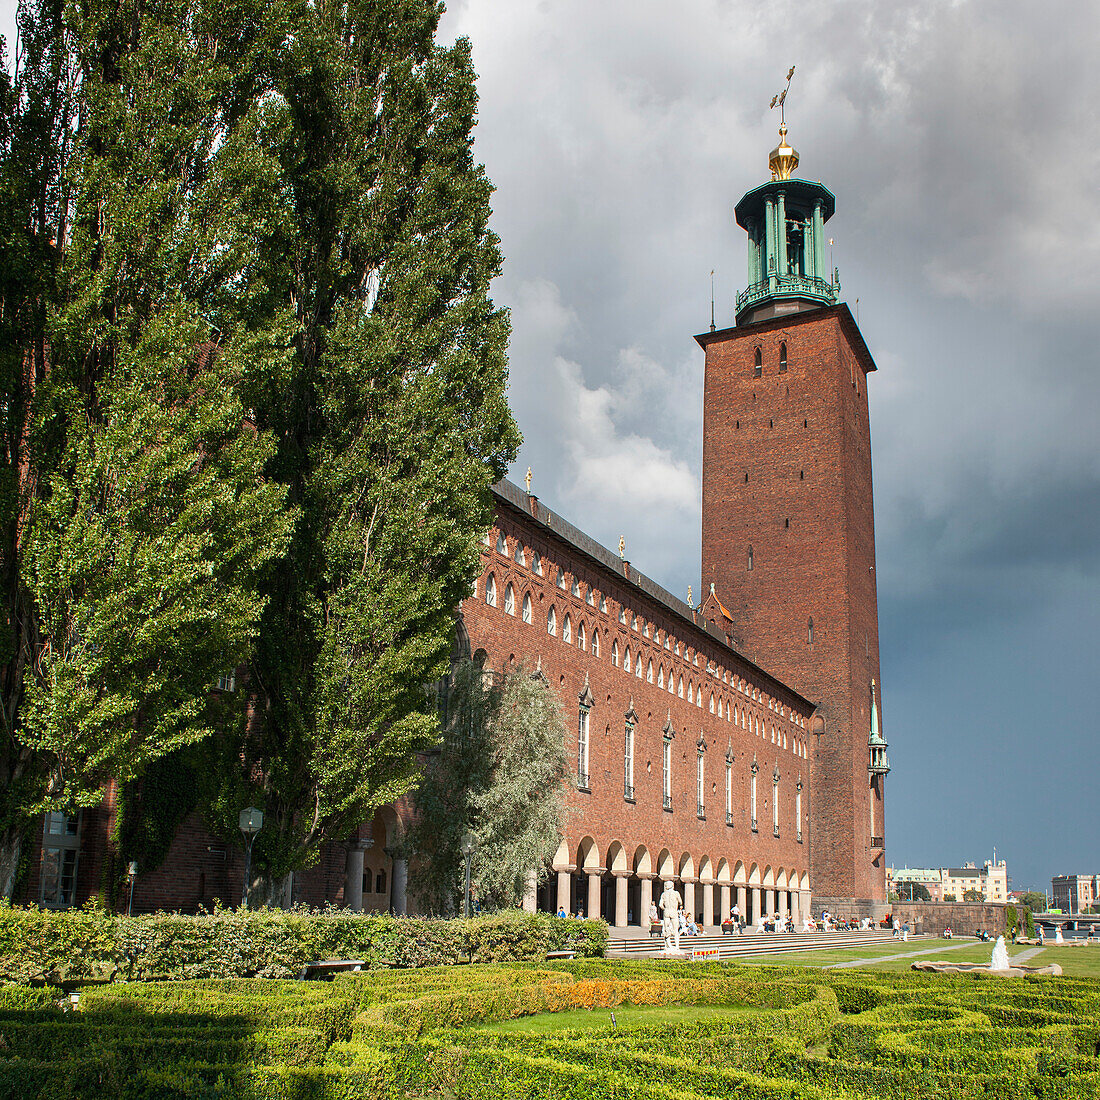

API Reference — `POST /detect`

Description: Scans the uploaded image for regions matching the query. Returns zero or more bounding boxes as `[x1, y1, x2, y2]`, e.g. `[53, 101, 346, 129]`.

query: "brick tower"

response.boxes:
[696, 115, 890, 915]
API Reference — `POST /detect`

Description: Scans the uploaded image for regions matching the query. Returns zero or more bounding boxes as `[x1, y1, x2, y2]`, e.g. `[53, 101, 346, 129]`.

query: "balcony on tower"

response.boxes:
[733, 125, 840, 326]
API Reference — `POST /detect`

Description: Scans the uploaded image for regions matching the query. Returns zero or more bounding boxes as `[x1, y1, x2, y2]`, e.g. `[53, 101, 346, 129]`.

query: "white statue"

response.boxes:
[659, 881, 683, 953]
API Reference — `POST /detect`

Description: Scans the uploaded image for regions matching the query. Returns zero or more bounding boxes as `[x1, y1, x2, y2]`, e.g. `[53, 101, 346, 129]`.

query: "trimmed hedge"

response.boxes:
[0, 906, 607, 982]
[0, 959, 1098, 1098]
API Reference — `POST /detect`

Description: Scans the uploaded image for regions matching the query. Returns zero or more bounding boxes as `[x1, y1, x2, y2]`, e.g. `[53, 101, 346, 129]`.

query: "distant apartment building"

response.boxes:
[891, 859, 1007, 903]
[1051, 875, 1098, 913]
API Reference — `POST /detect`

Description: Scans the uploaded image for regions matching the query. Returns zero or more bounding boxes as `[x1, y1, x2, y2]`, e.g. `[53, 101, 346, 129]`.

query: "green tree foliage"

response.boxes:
[962, 889, 984, 903]
[1020, 891, 1047, 912]
[896, 881, 931, 902]
[410, 659, 569, 913]
[187, 0, 521, 898]
[0, 0, 291, 896]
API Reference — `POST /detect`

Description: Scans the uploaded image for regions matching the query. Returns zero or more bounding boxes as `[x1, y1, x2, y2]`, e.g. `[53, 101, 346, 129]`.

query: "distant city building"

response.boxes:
[890, 859, 1007, 903]
[1051, 875, 1098, 913]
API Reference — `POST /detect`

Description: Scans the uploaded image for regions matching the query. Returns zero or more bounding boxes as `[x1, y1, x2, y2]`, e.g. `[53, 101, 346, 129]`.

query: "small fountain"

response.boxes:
[913, 928, 1061, 977]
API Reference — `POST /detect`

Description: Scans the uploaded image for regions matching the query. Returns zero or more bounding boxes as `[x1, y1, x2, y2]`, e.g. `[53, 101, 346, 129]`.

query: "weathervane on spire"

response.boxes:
[768, 66, 799, 181]
[769, 66, 796, 125]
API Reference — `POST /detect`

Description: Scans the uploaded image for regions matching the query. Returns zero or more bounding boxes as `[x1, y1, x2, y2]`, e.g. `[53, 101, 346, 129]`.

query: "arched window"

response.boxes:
[779, 341, 787, 373]
[571, 576, 580, 597]
[631, 613, 638, 631]
[496, 532, 507, 554]
[618, 607, 626, 624]
[600, 596, 607, 613]
[664, 635, 671, 650]
[624, 647, 631, 674]
[530, 550, 542, 575]
[697, 687, 703, 708]
[547, 606, 557, 635]
[807, 618, 814, 644]
[612, 639, 619, 666]
[562, 614, 572, 644]
[522, 593, 532, 624]
[578, 622, 586, 650]
[515, 545, 526, 567]
[687, 681, 693, 704]
[592, 629, 600, 657]
[485, 573, 497, 607]
[504, 583, 515, 616]
[586, 587, 595, 606]
[657, 664, 664, 688]
[556, 567, 567, 589]
[709, 694, 715, 714]
[678, 676, 684, 699]
[753, 347, 762, 377]
[747, 545, 754, 571]
[668, 671, 675, 695]
[635, 655, 643, 679]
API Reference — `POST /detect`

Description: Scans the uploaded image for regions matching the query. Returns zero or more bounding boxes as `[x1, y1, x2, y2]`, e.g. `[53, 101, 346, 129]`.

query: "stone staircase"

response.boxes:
[605, 928, 897, 961]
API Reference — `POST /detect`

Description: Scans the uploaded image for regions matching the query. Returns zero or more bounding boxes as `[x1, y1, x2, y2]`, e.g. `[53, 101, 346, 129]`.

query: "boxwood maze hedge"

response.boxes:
[0, 960, 1097, 1098]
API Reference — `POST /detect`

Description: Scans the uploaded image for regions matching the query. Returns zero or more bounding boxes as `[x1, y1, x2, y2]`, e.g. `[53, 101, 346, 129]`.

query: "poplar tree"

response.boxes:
[410, 660, 570, 913]
[0, 0, 291, 896]
[189, 0, 521, 898]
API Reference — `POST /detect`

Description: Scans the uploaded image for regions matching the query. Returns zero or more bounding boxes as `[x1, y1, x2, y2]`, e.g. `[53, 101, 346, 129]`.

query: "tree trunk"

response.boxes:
[0, 829, 24, 901]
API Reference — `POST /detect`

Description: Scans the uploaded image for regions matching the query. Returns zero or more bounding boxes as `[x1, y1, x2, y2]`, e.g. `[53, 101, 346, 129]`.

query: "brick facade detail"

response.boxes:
[696, 304, 887, 913]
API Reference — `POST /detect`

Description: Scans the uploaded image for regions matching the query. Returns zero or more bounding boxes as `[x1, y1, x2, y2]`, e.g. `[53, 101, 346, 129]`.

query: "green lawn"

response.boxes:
[477, 1001, 759, 1033]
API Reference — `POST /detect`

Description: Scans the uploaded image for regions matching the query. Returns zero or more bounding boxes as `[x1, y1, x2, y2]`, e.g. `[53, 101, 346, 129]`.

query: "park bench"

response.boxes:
[297, 959, 366, 980]
[545, 950, 576, 960]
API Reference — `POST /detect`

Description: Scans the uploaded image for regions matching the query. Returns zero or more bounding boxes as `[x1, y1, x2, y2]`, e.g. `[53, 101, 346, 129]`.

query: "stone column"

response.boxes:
[790, 890, 800, 927]
[764, 196, 776, 288]
[344, 840, 371, 912]
[702, 882, 714, 928]
[556, 867, 575, 914]
[813, 200, 825, 280]
[613, 873, 630, 928]
[638, 875, 655, 928]
[778, 890, 788, 923]
[586, 869, 604, 922]
[801, 890, 812, 922]
[737, 885, 747, 920]
[390, 857, 408, 916]
[750, 887, 760, 924]
[522, 869, 538, 914]
[682, 878, 695, 923]
[719, 884, 731, 924]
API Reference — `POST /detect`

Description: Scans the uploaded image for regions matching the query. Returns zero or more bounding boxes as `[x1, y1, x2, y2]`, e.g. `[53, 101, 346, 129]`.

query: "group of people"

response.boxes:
[891, 917, 911, 941]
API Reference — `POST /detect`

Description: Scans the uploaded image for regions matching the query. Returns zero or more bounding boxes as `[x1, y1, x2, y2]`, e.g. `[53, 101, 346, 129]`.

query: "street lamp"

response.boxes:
[460, 831, 476, 918]
[239, 807, 264, 908]
[126, 861, 138, 917]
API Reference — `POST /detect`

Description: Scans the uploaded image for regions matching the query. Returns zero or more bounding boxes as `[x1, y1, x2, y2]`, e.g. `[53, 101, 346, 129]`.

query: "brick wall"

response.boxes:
[697, 304, 887, 911]
[893, 901, 1008, 939]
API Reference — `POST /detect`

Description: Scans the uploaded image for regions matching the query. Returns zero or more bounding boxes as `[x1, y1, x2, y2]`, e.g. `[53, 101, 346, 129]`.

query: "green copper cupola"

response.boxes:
[733, 123, 840, 326]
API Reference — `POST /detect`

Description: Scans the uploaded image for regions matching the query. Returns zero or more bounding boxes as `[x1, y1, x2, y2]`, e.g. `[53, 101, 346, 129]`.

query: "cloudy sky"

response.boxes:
[431, 0, 1099, 895]
[3, 0, 1097, 895]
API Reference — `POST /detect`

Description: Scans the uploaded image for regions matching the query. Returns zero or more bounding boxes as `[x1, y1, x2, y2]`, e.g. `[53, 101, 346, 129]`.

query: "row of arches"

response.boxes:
[536, 837, 811, 930]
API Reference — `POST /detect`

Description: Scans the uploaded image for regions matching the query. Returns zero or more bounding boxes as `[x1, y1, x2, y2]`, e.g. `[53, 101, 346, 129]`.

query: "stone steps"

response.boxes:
[605, 930, 897, 960]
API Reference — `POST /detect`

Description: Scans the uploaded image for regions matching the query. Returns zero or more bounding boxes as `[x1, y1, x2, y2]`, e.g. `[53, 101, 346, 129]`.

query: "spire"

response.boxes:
[769, 123, 799, 181]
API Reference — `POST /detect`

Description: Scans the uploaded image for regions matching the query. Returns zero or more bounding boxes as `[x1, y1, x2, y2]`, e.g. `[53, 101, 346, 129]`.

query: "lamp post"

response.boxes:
[126, 861, 138, 917]
[239, 807, 264, 908]
[460, 831, 476, 918]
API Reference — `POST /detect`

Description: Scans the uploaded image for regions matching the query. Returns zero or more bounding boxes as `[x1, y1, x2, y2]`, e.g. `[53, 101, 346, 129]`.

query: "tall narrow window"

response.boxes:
[796, 780, 803, 842]
[577, 706, 590, 789]
[578, 622, 586, 650]
[678, 676, 684, 698]
[773, 767, 780, 838]
[662, 738, 673, 810]
[600, 596, 607, 613]
[635, 655, 643, 680]
[547, 606, 556, 635]
[725, 750, 734, 825]
[40, 812, 81, 909]
[531, 550, 542, 575]
[586, 587, 595, 606]
[624, 721, 635, 800]
[668, 671, 675, 695]
[709, 694, 715, 714]
[657, 664, 664, 688]
[612, 640, 619, 666]
[557, 567, 567, 589]
[563, 614, 572, 644]
[779, 341, 787, 373]
[592, 630, 600, 657]
[807, 618, 814, 644]
[753, 347, 762, 377]
[624, 647, 631, 673]
[496, 532, 507, 554]
[522, 593, 532, 624]
[515, 545, 526, 567]
[485, 574, 497, 607]
[571, 576, 580, 597]
[503, 584, 515, 616]
[687, 681, 693, 704]
[747, 546, 754, 571]
[750, 760, 758, 831]
[696, 745, 705, 818]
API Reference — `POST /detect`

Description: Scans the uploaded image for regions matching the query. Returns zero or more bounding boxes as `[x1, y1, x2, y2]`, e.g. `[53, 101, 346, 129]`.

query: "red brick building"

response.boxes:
[20, 121, 890, 922]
